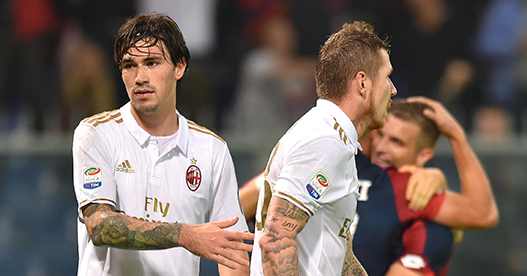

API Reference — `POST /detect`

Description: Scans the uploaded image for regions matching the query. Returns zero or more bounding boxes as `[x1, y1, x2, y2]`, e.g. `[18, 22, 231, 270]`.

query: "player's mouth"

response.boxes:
[373, 156, 392, 169]
[133, 87, 154, 98]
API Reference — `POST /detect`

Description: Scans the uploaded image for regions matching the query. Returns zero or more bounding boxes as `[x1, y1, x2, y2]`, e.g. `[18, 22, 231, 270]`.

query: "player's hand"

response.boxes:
[178, 217, 254, 269]
[406, 96, 465, 140]
[400, 165, 446, 211]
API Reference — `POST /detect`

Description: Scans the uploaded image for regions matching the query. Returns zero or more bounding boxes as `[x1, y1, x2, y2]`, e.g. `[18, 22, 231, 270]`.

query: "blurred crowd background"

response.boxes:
[0, 0, 526, 275]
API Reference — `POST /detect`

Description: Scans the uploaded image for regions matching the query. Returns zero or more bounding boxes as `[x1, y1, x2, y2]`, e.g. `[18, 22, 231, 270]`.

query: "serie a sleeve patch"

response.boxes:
[83, 166, 103, 189]
[306, 171, 331, 199]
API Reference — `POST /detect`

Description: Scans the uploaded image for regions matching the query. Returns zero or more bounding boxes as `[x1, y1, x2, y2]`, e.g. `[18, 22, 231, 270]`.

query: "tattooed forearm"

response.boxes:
[84, 204, 181, 250]
[259, 197, 309, 276]
[342, 256, 367, 276]
[342, 233, 368, 276]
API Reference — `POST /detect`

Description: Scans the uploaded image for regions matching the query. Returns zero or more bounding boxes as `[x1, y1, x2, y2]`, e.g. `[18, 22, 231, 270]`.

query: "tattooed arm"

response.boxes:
[342, 232, 368, 276]
[82, 203, 253, 269]
[258, 196, 309, 276]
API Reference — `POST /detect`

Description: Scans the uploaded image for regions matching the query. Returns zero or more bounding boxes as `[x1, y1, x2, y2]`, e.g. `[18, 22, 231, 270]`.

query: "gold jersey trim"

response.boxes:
[256, 180, 273, 231]
[333, 120, 348, 145]
[264, 142, 280, 178]
[79, 198, 118, 207]
[188, 121, 225, 143]
[274, 191, 314, 217]
[83, 110, 122, 127]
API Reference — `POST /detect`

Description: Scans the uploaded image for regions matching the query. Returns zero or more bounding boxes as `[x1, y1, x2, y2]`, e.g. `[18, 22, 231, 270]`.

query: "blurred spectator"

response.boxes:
[473, 0, 527, 134]
[0, 1, 16, 133]
[212, 0, 247, 131]
[57, 22, 118, 132]
[287, 0, 333, 56]
[213, 0, 294, 131]
[222, 15, 317, 170]
[377, 0, 486, 129]
[138, 0, 219, 128]
[55, 0, 136, 132]
[11, 0, 59, 134]
[475, 0, 526, 108]
[517, 10, 527, 134]
[473, 105, 514, 144]
[138, 0, 216, 58]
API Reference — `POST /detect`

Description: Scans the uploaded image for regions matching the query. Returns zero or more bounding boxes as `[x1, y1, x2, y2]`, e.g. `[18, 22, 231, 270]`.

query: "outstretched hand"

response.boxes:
[406, 96, 465, 140]
[400, 165, 447, 211]
[178, 217, 254, 270]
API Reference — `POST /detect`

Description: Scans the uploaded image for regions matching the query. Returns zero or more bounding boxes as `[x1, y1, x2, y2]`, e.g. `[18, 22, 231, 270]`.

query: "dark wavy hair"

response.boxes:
[114, 13, 191, 88]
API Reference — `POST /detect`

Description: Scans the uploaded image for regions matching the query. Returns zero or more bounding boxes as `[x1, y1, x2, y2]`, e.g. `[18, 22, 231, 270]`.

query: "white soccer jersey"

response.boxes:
[251, 99, 361, 276]
[73, 102, 248, 276]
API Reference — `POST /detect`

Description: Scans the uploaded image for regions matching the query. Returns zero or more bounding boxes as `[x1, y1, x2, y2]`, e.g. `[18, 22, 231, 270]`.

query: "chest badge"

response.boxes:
[186, 158, 202, 191]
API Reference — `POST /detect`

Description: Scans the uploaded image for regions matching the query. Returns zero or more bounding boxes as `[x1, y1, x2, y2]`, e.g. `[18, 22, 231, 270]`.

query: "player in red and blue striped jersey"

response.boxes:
[353, 98, 498, 276]
[352, 150, 451, 276]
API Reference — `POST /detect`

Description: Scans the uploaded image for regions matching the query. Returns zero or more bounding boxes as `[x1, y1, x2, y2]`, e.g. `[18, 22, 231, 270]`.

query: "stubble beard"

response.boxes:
[366, 94, 385, 131]
[132, 99, 160, 114]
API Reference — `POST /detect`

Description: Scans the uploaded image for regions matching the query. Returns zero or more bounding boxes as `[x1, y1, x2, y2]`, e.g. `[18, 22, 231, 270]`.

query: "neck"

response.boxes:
[131, 106, 179, 136]
[335, 98, 368, 138]
[351, 119, 368, 138]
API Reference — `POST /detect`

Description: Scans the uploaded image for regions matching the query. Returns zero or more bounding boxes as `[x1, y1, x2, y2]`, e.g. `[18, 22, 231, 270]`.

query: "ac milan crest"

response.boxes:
[186, 165, 202, 191]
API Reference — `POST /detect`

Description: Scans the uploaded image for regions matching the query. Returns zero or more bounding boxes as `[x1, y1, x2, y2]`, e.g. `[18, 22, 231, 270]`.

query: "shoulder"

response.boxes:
[278, 119, 355, 173]
[74, 110, 123, 145]
[75, 109, 123, 136]
[285, 111, 349, 150]
[186, 120, 226, 145]
[79, 109, 123, 128]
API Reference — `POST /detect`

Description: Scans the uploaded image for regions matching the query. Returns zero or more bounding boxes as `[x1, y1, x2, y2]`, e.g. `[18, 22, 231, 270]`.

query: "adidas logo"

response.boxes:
[116, 160, 135, 173]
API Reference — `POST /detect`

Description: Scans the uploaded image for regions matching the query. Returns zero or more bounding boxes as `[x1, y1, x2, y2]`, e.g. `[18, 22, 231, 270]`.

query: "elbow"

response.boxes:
[90, 236, 104, 247]
[483, 208, 500, 229]
[84, 214, 110, 247]
[86, 223, 105, 246]
[474, 208, 500, 229]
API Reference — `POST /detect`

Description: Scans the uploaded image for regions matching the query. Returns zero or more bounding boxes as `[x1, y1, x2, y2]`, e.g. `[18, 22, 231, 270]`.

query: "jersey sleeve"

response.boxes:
[209, 143, 249, 232]
[273, 137, 358, 217]
[388, 168, 446, 222]
[72, 124, 117, 220]
[396, 220, 454, 276]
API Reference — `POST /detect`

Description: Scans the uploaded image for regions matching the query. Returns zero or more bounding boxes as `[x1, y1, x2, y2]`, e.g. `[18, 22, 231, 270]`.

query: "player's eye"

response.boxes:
[146, 61, 159, 67]
[122, 63, 135, 69]
[392, 139, 403, 146]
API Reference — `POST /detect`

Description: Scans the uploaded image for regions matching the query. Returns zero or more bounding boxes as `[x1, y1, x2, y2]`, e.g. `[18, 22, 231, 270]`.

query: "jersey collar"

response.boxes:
[120, 102, 189, 155]
[316, 99, 362, 153]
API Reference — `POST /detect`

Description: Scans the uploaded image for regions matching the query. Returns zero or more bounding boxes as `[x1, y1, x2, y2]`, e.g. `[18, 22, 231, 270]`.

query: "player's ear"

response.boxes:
[415, 147, 434, 167]
[354, 71, 368, 99]
[174, 58, 187, 80]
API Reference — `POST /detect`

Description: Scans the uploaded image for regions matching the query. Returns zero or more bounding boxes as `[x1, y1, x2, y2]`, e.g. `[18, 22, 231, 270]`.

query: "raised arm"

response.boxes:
[407, 97, 499, 229]
[259, 196, 309, 275]
[82, 203, 253, 270]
